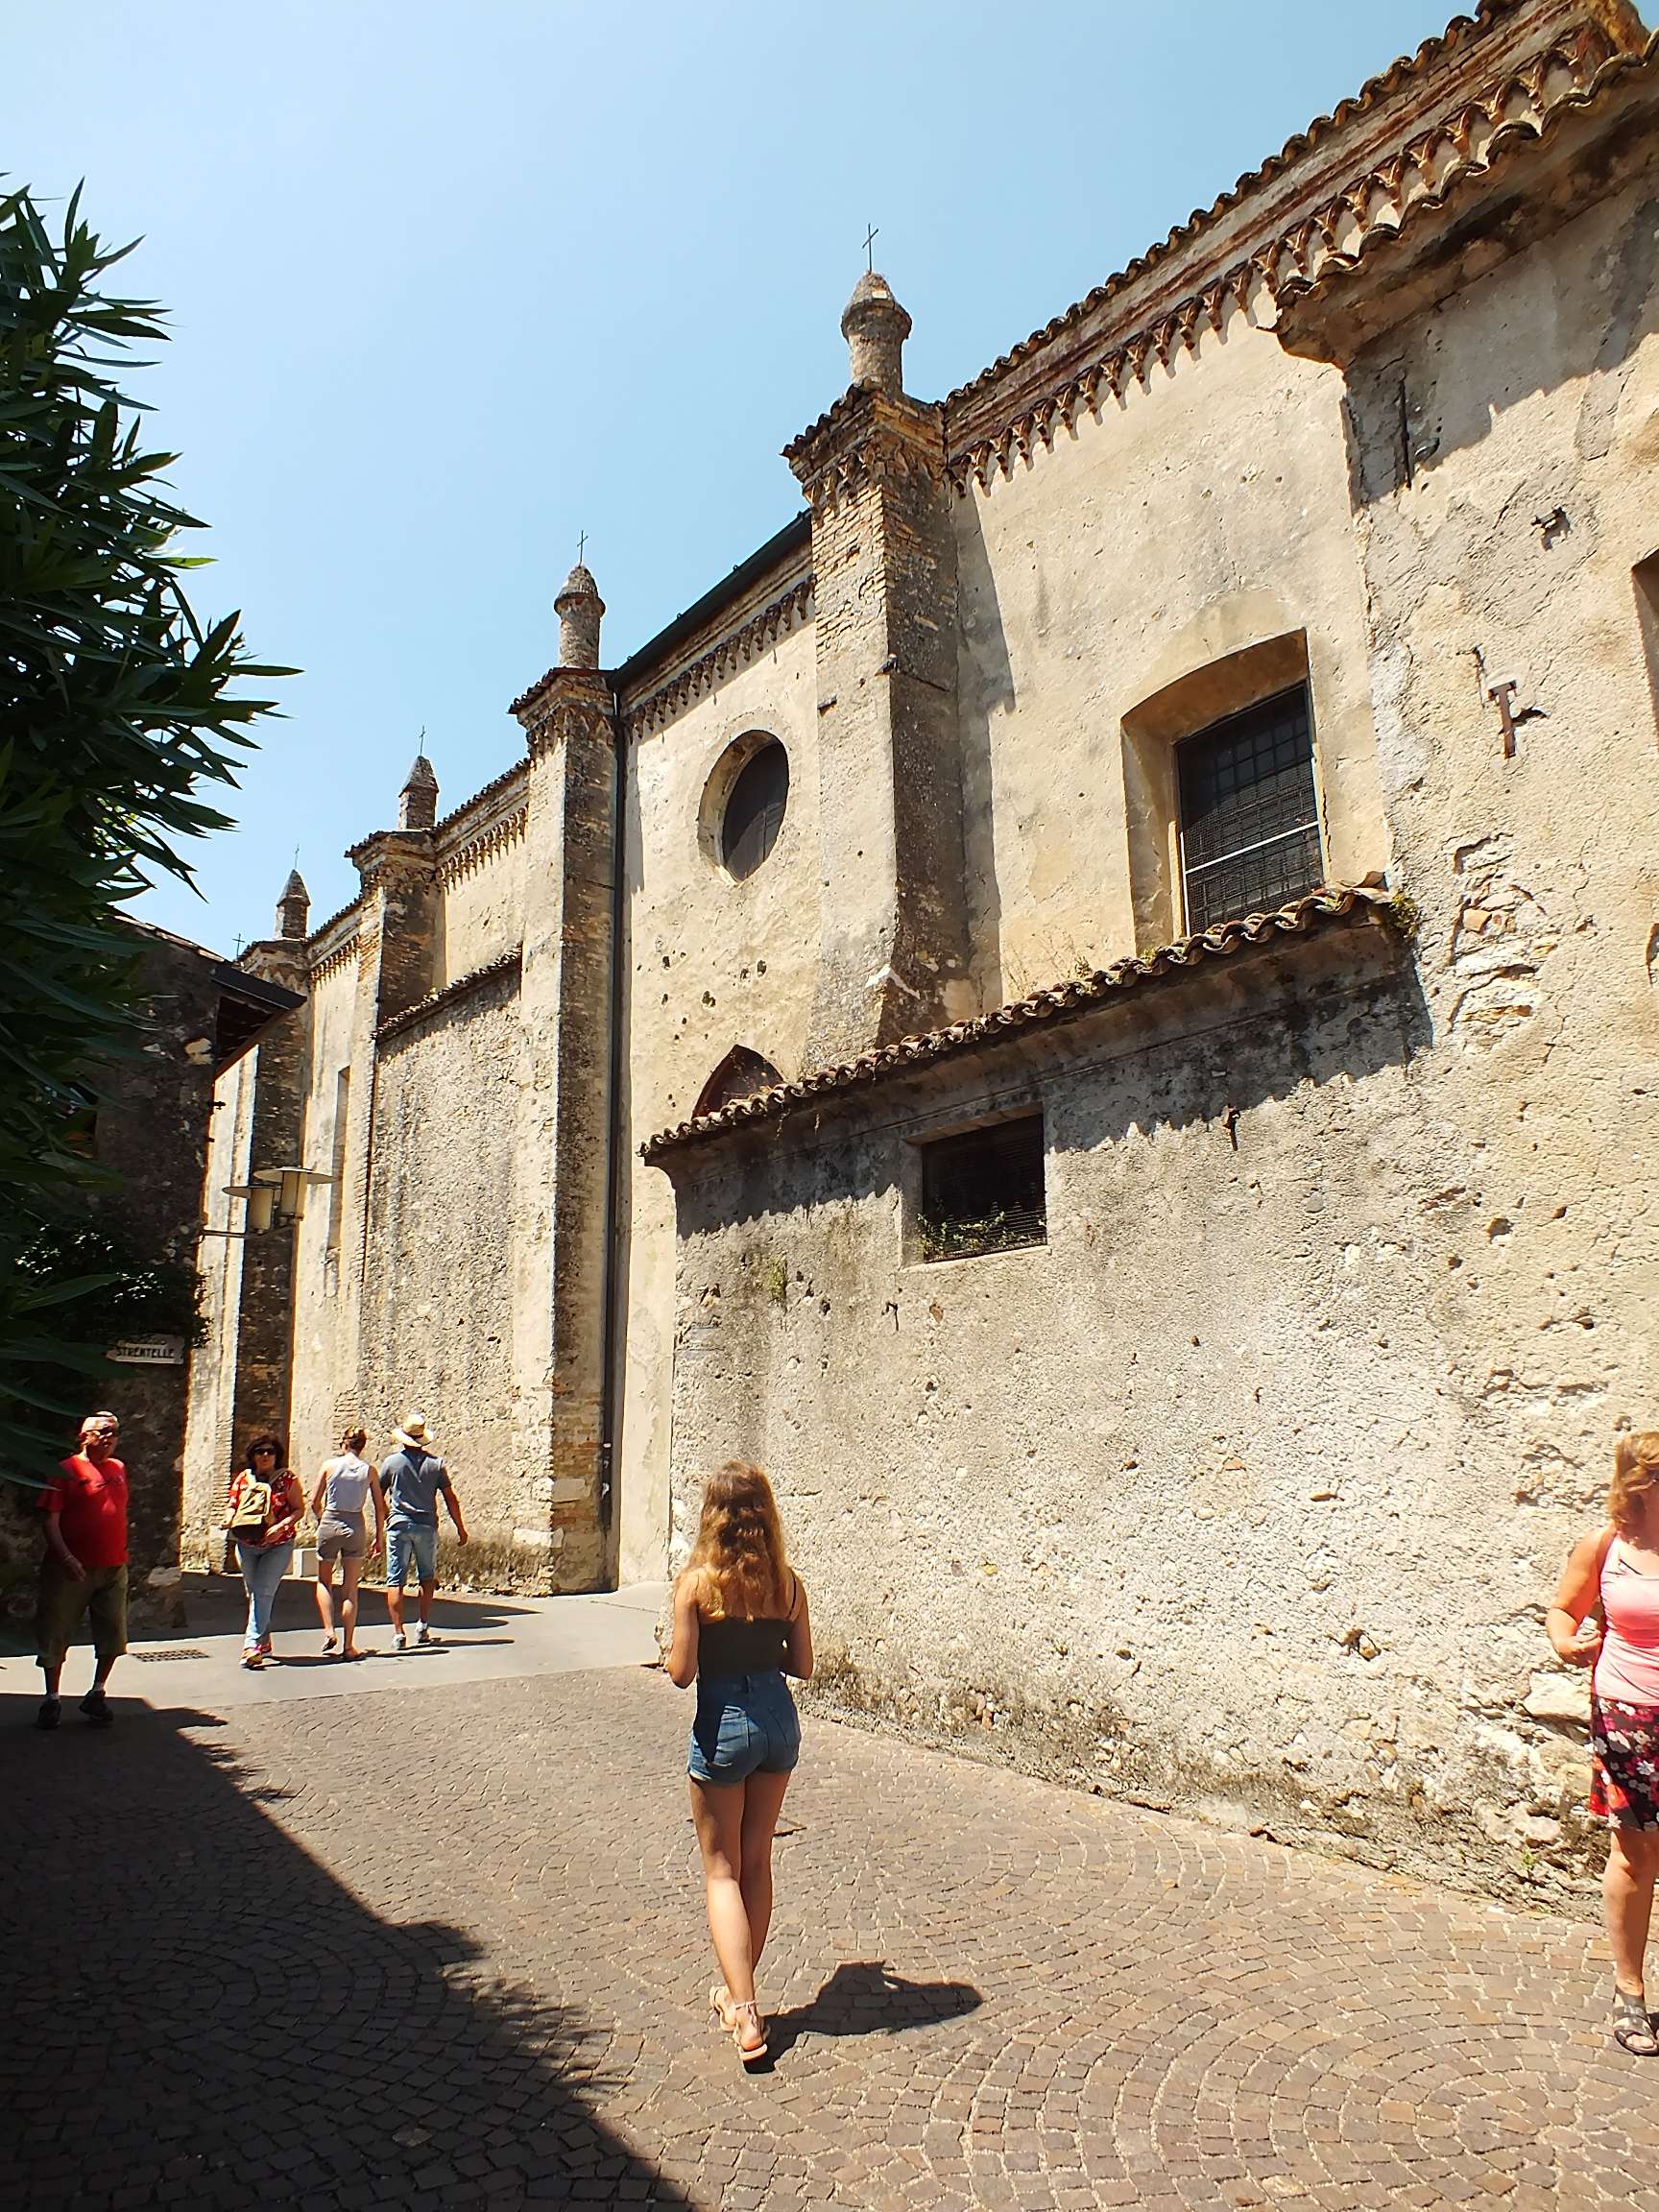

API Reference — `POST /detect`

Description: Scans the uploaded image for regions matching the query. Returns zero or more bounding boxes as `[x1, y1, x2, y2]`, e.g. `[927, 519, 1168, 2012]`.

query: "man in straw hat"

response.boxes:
[378, 1412, 468, 1650]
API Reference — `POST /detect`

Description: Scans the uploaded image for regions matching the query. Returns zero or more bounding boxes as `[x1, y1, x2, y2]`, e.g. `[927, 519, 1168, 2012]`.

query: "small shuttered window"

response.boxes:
[1177, 685, 1322, 934]
[918, 1116, 1046, 1262]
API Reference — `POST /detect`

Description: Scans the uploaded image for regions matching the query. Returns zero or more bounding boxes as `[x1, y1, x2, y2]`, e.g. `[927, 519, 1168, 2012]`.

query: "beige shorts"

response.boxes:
[316, 1513, 367, 1562]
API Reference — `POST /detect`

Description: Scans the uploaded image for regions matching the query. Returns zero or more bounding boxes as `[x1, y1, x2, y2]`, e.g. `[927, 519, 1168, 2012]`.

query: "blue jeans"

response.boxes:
[236, 1541, 292, 1647]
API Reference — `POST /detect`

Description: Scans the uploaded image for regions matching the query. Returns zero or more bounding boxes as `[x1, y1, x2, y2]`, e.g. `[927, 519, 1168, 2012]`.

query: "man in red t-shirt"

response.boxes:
[36, 1409, 131, 1730]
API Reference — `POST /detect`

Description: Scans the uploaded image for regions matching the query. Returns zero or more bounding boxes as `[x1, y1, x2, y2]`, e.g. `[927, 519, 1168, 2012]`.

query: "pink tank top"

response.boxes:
[1594, 1540, 1659, 1705]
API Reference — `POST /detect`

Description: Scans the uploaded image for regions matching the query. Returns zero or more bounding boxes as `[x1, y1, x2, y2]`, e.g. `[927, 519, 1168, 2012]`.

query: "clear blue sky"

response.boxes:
[10, 0, 1467, 953]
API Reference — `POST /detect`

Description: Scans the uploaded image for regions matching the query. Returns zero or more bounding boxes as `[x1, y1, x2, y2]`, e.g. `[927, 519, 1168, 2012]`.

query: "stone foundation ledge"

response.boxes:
[796, 1647, 1608, 1917]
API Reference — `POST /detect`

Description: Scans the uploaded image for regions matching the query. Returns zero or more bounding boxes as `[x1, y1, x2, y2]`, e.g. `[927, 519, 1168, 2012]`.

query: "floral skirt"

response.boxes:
[1589, 1696, 1659, 1829]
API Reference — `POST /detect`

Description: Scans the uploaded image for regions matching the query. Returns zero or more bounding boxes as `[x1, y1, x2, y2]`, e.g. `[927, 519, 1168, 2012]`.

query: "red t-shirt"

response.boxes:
[41, 1453, 130, 1570]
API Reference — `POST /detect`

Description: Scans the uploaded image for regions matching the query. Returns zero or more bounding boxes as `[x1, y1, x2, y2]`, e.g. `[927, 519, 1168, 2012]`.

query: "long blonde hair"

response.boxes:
[680, 1460, 789, 1620]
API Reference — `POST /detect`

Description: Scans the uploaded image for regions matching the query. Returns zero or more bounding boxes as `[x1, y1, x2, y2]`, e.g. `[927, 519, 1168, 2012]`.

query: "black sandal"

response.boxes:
[1613, 1986, 1659, 2056]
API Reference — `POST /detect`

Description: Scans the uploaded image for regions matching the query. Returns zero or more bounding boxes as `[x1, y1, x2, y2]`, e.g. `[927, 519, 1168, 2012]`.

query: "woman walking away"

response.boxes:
[311, 1426, 385, 1658]
[223, 1434, 305, 1670]
[1548, 1431, 1659, 2056]
[666, 1460, 812, 2067]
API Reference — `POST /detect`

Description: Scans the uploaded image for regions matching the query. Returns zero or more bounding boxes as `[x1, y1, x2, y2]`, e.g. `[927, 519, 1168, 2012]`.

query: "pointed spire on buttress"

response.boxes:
[398, 749, 439, 831]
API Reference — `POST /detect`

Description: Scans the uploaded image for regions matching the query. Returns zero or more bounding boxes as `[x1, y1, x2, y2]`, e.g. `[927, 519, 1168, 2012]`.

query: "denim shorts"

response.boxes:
[385, 1523, 437, 1587]
[688, 1671, 802, 1784]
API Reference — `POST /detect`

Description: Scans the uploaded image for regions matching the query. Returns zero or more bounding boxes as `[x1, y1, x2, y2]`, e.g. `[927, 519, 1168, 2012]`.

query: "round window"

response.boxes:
[719, 739, 789, 880]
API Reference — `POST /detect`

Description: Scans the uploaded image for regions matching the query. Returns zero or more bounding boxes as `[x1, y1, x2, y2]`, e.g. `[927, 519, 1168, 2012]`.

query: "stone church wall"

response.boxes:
[353, 965, 523, 1556]
[435, 795, 526, 988]
[656, 116, 1659, 1906]
[1328, 170, 1659, 1848]
[953, 317, 1388, 1000]
[616, 606, 820, 1582]
[661, 923, 1542, 1887]
[182, 1047, 255, 1557]
[286, 955, 358, 1481]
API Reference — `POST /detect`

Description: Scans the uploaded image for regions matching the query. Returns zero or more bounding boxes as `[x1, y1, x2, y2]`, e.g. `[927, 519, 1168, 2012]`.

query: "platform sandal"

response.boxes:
[1613, 1985, 1659, 2056]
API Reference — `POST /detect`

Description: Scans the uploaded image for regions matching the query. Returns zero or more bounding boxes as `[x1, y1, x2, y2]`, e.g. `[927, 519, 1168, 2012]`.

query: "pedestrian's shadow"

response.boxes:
[762, 1959, 981, 2063]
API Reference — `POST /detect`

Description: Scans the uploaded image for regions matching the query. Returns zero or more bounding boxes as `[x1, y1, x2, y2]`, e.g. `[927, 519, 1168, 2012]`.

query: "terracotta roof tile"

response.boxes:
[1276, 23, 1659, 328]
[940, 1, 1551, 416]
[641, 885, 1402, 1164]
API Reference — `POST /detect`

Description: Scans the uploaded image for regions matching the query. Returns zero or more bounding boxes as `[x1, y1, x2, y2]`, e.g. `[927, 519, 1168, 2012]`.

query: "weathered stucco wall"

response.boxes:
[287, 957, 359, 1484]
[656, 156, 1659, 1907]
[616, 609, 821, 1582]
[182, 1046, 255, 1558]
[956, 319, 1388, 1000]
[355, 967, 522, 1554]
[663, 927, 1564, 1883]
[1329, 169, 1659, 1861]
[436, 809, 526, 987]
[659, 914, 1615, 1905]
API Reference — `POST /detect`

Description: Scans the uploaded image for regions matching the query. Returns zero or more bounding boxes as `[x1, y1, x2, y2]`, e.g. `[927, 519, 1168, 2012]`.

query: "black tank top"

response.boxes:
[697, 1576, 797, 1677]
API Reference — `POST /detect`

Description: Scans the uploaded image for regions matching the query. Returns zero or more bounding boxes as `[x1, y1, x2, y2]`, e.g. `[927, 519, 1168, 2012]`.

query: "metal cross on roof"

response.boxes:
[863, 224, 878, 273]
[577, 530, 587, 567]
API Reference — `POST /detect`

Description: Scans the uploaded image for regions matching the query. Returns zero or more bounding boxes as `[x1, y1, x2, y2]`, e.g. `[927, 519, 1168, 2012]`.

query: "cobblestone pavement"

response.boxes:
[2, 1665, 1654, 2210]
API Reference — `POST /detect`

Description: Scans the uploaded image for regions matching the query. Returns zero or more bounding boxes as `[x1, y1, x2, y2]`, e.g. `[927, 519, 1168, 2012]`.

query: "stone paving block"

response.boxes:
[3, 1668, 1659, 2209]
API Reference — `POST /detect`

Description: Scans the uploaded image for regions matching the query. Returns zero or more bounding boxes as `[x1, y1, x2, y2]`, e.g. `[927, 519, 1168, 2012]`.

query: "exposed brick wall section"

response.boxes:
[789, 391, 975, 1061]
[223, 938, 310, 1474]
[513, 670, 618, 1591]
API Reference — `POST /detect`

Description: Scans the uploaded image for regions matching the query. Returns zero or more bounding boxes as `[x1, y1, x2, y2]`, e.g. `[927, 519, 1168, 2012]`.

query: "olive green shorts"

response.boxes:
[36, 1558, 129, 1669]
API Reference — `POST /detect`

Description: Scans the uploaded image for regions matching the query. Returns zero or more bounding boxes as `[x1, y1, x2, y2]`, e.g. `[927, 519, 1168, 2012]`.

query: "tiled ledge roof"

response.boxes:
[641, 885, 1402, 1163]
[375, 950, 522, 1045]
[935, 2, 1640, 487]
[1277, 23, 1659, 340]
[942, 1, 1624, 420]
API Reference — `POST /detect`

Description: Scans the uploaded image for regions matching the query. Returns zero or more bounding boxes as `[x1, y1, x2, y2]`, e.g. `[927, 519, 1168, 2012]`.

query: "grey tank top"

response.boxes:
[323, 1454, 372, 1519]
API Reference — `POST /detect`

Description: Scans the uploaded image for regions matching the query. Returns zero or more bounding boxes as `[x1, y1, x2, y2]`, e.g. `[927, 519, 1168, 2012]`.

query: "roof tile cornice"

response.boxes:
[374, 950, 522, 1046]
[437, 804, 527, 889]
[624, 574, 814, 741]
[941, 3, 1640, 492]
[642, 885, 1404, 1163]
[305, 900, 364, 980]
[1277, 24, 1659, 353]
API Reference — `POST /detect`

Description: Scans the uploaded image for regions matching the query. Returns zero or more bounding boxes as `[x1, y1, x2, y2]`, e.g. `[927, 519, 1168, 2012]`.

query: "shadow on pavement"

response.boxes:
[763, 1959, 982, 2062]
[0, 1695, 691, 2210]
[155, 1570, 539, 1646]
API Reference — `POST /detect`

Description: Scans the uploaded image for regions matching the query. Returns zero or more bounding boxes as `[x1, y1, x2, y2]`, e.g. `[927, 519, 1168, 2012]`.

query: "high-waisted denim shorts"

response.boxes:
[688, 1670, 802, 1784]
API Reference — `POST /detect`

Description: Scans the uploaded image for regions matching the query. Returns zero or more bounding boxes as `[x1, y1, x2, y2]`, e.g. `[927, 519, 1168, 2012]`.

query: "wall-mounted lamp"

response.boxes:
[252, 1164, 335, 1226]
[209, 1165, 335, 1236]
[218, 1180, 276, 1234]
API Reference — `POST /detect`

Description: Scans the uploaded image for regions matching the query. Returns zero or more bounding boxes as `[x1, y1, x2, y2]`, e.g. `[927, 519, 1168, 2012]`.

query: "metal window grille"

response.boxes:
[918, 1115, 1046, 1262]
[1177, 686, 1323, 935]
[722, 741, 789, 879]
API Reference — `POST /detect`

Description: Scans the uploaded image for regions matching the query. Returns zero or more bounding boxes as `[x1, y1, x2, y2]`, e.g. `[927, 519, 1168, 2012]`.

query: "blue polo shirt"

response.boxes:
[379, 1448, 451, 1529]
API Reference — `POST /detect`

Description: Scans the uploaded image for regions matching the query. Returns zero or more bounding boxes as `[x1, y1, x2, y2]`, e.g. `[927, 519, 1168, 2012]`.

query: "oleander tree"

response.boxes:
[0, 183, 287, 1479]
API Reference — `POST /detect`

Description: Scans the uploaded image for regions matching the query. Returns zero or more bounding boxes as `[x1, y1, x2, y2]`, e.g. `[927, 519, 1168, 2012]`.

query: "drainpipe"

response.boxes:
[598, 680, 629, 1583]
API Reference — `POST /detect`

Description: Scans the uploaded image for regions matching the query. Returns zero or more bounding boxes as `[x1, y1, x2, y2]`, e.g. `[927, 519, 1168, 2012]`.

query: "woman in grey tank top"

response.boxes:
[310, 1425, 386, 1658]
[665, 1460, 814, 2067]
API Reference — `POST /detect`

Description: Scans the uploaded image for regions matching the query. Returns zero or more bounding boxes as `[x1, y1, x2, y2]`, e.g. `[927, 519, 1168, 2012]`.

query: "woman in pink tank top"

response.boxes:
[1549, 1431, 1659, 2056]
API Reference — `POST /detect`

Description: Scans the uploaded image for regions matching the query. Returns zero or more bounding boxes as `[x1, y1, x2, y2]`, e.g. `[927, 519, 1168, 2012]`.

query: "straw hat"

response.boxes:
[393, 1410, 432, 1451]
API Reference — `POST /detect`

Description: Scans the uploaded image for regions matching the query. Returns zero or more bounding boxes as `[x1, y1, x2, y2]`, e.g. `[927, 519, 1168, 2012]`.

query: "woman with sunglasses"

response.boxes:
[223, 1433, 306, 1668]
